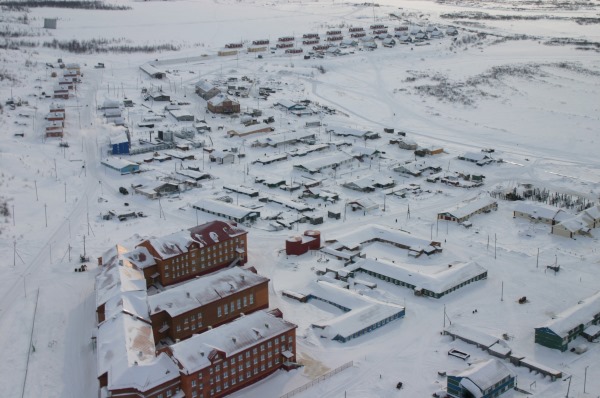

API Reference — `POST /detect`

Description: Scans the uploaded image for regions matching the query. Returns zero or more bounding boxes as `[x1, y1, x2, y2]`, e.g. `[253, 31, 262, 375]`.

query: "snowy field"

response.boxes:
[1, 0, 599, 397]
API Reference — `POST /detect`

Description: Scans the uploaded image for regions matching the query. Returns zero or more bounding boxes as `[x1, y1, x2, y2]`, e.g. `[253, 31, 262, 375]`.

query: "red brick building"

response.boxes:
[170, 309, 297, 398]
[285, 230, 321, 255]
[136, 221, 248, 287]
[149, 267, 269, 343]
[207, 94, 240, 114]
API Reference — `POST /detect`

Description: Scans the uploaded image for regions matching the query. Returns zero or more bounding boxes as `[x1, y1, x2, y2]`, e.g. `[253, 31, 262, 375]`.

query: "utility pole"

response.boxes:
[64, 182, 67, 203]
[44, 204, 47, 227]
[583, 366, 588, 394]
[34, 180, 38, 201]
[536, 248, 539, 268]
[494, 233, 497, 259]
[564, 375, 572, 398]
[54, 158, 58, 181]
[501, 281, 504, 302]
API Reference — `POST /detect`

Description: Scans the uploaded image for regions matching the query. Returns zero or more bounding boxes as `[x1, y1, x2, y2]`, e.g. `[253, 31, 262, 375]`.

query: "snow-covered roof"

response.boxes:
[110, 132, 128, 145]
[328, 224, 434, 252]
[449, 359, 514, 394]
[101, 157, 138, 170]
[514, 202, 569, 222]
[263, 194, 313, 212]
[293, 152, 353, 173]
[208, 93, 237, 106]
[141, 221, 247, 260]
[253, 130, 315, 146]
[96, 262, 147, 307]
[147, 267, 268, 317]
[170, 310, 296, 373]
[347, 197, 379, 211]
[176, 169, 210, 180]
[223, 185, 259, 196]
[537, 291, 600, 337]
[460, 152, 490, 162]
[122, 246, 157, 269]
[97, 312, 179, 392]
[444, 323, 501, 348]
[195, 80, 218, 92]
[97, 312, 155, 378]
[307, 281, 404, 339]
[193, 198, 259, 220]
[104, 290, 150, 322]
[351, 258, 487, 295]
[439, 197, 497, 220]
[329, 126, 370, 138]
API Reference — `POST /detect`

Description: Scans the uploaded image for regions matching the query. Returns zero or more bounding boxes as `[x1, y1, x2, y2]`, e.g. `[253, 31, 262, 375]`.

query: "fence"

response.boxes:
[279, 361, 354, 398]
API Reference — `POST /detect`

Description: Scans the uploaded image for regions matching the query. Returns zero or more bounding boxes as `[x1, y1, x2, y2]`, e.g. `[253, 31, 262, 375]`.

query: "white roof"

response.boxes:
[254, 153, 288, 164]
[330, 126, 370, 138]
[294, 152, 353, 173]
[329, 224, 435, 252]
[537, 291, 600, 337]
[176, 169, 210, 180]
[444, 323, 500, 348]
[142, 221, 246, 260]
[351, 258, 487, 295]
[264, 194, 313, 212]
[195, 80, 217, 92]
[148, 267, 268, 317]
[170, 310, 296, 373]
[450, 359, 514, 393]
[514, 202, 569, 221]
[110, 132, 128, 145]
[208, 93, 237, 106]
[96, 312, 155, 378]
[440, 197, 497, 220]
[95, 262, 147, 307]
[101, 157, 138, 170]
[104, 290, 150, 322]
[223, 185, 259, 196]
[460, 152, 489, 162]
[307, 281, 404, 339]
[253, 130, 315, 146]
[193, 198, 259, 219]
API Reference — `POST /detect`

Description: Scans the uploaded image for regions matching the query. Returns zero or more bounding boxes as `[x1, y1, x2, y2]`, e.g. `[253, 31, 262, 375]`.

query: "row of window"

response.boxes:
[217, 294, 254, 317]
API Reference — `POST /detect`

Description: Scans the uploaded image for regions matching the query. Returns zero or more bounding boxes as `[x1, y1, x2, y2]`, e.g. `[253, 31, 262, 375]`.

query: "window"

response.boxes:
[192, 380, 197, 387]
[274, 338, 279, 344]
[253, 348, 257, 355]
[210, 368, 214, 375]
[230, 302, 234, 313]
[268, 341, 272, 348]
[253, 358, 258, 365]
[217, 307, 222, 317]
[254, 368, 258, 375]
[260, 344, 265, 351]
[231, 368, 236, 375]
[223, 371, 228, 378]
[243, 297, 247, 307]
[239, 364, 243, 372]
[224, 305, 228, 315]
[231, 357, 235, 365]
[246, 352, 250, 359]
[268, 361, 272, 368]
[232, 378, 236, 386]
[238, 354, 243, 361]
[239, 375, 243, 382]
[261, 364, 265, 371]
[167, 391, 172, 398]
[224, 381, 229, 389]
[237, 299, 241, 309]
[216, 365, 220, 372]
[215, 375, 220, 382]
[176, 325, 181, 332]
[260, 354, 265, 361]
[192, 392, 197, 398]
[247, 371, 251, 378]
[246, 361, 251, 369]
[223, 362, 228, 368]
[249, 294, 254, 305]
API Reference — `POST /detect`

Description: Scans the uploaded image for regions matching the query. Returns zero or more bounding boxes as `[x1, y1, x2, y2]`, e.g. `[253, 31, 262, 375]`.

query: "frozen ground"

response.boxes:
[0, 0, 599, 397]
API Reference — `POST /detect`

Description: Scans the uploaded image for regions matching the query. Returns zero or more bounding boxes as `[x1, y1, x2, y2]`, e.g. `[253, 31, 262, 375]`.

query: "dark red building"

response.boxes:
[285, 230, 321, 255]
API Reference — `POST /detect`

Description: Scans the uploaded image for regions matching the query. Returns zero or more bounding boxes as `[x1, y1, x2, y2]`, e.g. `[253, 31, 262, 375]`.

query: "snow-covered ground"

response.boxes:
[1, 0, 599, 397]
